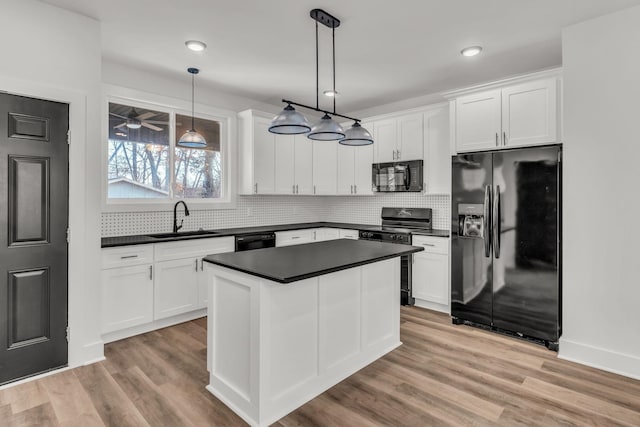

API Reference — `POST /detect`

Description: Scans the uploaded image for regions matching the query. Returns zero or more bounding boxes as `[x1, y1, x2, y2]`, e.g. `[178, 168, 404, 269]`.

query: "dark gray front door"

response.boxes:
[0, 93, 69, 384]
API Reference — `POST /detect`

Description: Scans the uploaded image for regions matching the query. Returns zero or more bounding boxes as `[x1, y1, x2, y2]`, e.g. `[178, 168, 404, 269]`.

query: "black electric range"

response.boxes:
[358, 207, 432, 305]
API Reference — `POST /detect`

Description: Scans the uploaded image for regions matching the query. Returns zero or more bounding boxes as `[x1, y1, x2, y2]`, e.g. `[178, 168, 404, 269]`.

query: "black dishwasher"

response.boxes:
[235, 232, 276, 251]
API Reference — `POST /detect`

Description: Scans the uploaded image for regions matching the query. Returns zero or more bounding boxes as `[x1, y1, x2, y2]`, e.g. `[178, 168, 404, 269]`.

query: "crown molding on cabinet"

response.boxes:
[441, 67, 563, 99]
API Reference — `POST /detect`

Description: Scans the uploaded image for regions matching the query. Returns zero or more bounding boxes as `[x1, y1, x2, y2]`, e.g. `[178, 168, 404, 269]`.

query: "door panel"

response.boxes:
[491, 146, 560, 341]
[455, 90, 501, 152]
[274, 135, 294, 194]
[450, 152, 493, 326]
[0, 93, 68, 385]
[9, 156, 49, 245]
[354, 141, 374, 195]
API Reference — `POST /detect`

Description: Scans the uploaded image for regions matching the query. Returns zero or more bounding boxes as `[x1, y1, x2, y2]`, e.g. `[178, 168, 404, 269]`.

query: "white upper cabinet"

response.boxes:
[501, 78, 557, 148]
[374, 118, 398, 162]
[397, 113, 424, 161]
[293, 135, 314, 194]
[374, 114, 423, 162]
[423, 107, 451, 194]
[450, 73, 560, 153]
[238, 110, 276, 194]
[338, 121, 374, 195]
[353, 141, 374, 195]
[274, 134, 295, 194]
[312, 141, 337, 195]
[455, 90, 502, 152]
[337, 144, 355, 195]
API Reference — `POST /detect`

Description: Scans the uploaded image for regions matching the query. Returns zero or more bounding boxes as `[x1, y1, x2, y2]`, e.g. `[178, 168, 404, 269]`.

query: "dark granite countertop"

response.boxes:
[203, 239, 424, 284]
[101, 221, 450, 248]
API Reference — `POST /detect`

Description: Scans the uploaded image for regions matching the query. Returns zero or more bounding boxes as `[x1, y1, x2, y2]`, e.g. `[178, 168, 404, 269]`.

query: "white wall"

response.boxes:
[0, 0, 103, 365]
[561, 5, 640, 379]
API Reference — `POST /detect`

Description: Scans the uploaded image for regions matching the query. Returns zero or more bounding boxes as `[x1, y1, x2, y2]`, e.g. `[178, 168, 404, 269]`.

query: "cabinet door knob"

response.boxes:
[149, 265, 153, 280]
[397, 149, 400, 160]
[354, 184, 357, 194]
[296, 184, 299, 194]
[503, 131, 507, 145]
[495, 133, 499, 146]
[255, 183, 258, 193]
[392, 150, 396, 160]
[293, 184, 295, 194]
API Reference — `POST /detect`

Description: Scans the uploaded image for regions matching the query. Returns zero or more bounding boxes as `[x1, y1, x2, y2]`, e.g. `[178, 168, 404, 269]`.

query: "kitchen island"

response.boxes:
[203, 239, 423, 427]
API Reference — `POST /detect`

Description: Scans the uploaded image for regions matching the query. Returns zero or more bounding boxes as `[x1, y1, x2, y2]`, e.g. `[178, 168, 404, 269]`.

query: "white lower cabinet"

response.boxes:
[101, 237, 234, 338]
[154, 257, 200, 320]
[100, 244, 154, 334]
[315, 228, 340, 241]
[338, 229, 359, 240]
[275, 229, 316, 247]
[412, 236, 450, 312]
[101, 264, 153, 334]
[276, 227, 354, 247]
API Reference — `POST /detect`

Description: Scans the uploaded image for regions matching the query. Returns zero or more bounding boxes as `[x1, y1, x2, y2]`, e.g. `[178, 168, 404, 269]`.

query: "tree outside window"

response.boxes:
[107, 102, 223, 200]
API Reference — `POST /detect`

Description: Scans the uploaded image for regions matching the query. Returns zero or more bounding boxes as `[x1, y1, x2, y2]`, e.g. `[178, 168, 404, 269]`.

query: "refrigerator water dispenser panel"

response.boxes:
[458, 203, 485, 238]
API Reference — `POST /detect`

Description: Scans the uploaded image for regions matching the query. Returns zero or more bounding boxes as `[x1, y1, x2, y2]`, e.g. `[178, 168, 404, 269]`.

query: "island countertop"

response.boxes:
[203, 239, 423, 284]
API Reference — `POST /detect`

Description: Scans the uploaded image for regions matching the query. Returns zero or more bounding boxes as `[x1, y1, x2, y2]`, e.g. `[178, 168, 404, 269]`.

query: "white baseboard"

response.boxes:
[558, 338, 640, 380]
[102, 309, 207, 343]
[413, 298, 450, 314]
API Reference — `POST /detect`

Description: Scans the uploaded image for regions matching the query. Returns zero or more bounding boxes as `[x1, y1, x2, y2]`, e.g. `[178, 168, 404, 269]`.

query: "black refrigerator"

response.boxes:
[450, 145, 561, 350]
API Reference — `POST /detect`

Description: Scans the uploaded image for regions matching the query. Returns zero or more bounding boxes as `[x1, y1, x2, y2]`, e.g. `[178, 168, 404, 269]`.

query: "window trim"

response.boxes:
[102, 85, 236, 212]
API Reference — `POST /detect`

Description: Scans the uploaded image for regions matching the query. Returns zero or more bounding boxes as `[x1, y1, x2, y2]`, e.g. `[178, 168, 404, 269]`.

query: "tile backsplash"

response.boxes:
[101, 193, 450, 237]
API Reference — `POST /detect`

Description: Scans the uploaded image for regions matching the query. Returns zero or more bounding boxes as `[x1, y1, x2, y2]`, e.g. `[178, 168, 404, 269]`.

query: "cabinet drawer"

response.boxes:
[338, 229, 359, 240]
[154, 236, 235, 262]
[412, 235, 449, 254]
[276, 229, 316, 247]
[101, 245, 154, 269]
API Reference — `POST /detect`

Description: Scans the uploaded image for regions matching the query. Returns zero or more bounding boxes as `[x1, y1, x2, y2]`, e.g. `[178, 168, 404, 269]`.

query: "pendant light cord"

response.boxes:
[332, 26, 336, 114]
[315, 20, 319, 110]
[191, 72, 195, 130]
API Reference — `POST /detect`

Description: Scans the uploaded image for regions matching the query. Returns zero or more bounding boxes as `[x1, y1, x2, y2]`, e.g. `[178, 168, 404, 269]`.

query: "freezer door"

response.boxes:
[451, 152, 493, 326]
[491, 146, 560, 341]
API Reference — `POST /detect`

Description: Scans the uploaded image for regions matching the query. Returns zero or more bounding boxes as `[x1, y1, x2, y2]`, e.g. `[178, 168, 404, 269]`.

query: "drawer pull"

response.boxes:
[291, 236, 300, 239]
[422, 243, 435, 247]
[120, 255, 138, 259]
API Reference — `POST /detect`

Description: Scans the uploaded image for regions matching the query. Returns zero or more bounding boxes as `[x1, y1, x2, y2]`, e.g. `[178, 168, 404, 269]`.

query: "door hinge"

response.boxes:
[67, 130, 70, 145]
[66, 326, 70, 342]
[66, 227, 70, 243]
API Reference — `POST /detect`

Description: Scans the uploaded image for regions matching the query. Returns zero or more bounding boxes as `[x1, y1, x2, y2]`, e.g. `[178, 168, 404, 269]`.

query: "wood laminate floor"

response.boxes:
[1, 307, 639, 426]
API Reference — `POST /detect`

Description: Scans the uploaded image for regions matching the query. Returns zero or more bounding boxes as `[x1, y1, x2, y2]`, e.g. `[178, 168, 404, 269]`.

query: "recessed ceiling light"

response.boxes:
[323, 90, 339, 97]
[461, 46, 482, 57]
[185, 40, 207, 52]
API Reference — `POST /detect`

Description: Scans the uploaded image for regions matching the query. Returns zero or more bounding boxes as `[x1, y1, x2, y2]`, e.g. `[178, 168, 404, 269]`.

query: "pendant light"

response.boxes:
[178, 67, 206, 148]
[268, 9, 373, 146]
[340, 121, 373, 146]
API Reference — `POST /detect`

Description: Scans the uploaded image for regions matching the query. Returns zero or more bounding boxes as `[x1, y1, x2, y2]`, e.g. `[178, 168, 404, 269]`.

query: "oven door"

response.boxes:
[401, 254, 414, 305]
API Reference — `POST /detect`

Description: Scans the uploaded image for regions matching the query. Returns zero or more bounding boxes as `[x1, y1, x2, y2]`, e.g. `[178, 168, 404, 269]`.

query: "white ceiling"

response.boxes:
[40, 0, 640, 112]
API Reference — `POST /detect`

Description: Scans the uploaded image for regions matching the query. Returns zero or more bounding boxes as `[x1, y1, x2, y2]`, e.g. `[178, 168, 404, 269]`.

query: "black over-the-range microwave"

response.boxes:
[372, 159, 423, 192]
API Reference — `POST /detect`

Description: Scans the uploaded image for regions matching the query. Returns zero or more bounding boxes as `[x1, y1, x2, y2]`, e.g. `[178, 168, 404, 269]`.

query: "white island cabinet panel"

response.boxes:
[362, 259, 397, 348]
[211, 273, 253, 403]
[265, 278, 318, 398]
[205, 257, 401, 427]
[318, 268, 361, 372]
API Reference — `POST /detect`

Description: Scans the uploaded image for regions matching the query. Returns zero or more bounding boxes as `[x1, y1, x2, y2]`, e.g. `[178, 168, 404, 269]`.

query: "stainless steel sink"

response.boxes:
[146, 230, 219, 239]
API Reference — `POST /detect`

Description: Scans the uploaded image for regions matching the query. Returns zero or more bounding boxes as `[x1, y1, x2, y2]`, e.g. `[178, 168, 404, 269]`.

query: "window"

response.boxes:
[174, 114, 221, 199]
[106, 98, 230, 208]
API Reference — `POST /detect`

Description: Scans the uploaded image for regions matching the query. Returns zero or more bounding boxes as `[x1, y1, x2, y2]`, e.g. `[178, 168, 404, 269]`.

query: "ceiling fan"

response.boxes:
[110, 108, 168, 131]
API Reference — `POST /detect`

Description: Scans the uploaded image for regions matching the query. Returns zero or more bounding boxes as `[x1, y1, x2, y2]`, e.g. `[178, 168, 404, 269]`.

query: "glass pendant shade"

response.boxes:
[178, 68, 207, 148]
[308, 113, 345, 141]
[178, 129, 207, 147]
[269, 104, 311, 134]
[340, 122, 373, 146]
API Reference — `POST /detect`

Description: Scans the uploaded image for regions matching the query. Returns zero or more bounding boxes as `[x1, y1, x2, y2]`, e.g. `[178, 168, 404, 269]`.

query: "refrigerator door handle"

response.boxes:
[483, 185, 492, 258]
[493, 185, 501, 259]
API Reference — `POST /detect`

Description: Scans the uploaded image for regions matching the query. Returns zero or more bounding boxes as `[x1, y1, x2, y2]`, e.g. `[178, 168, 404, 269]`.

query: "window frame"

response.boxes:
[102, 85, 236, 212]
